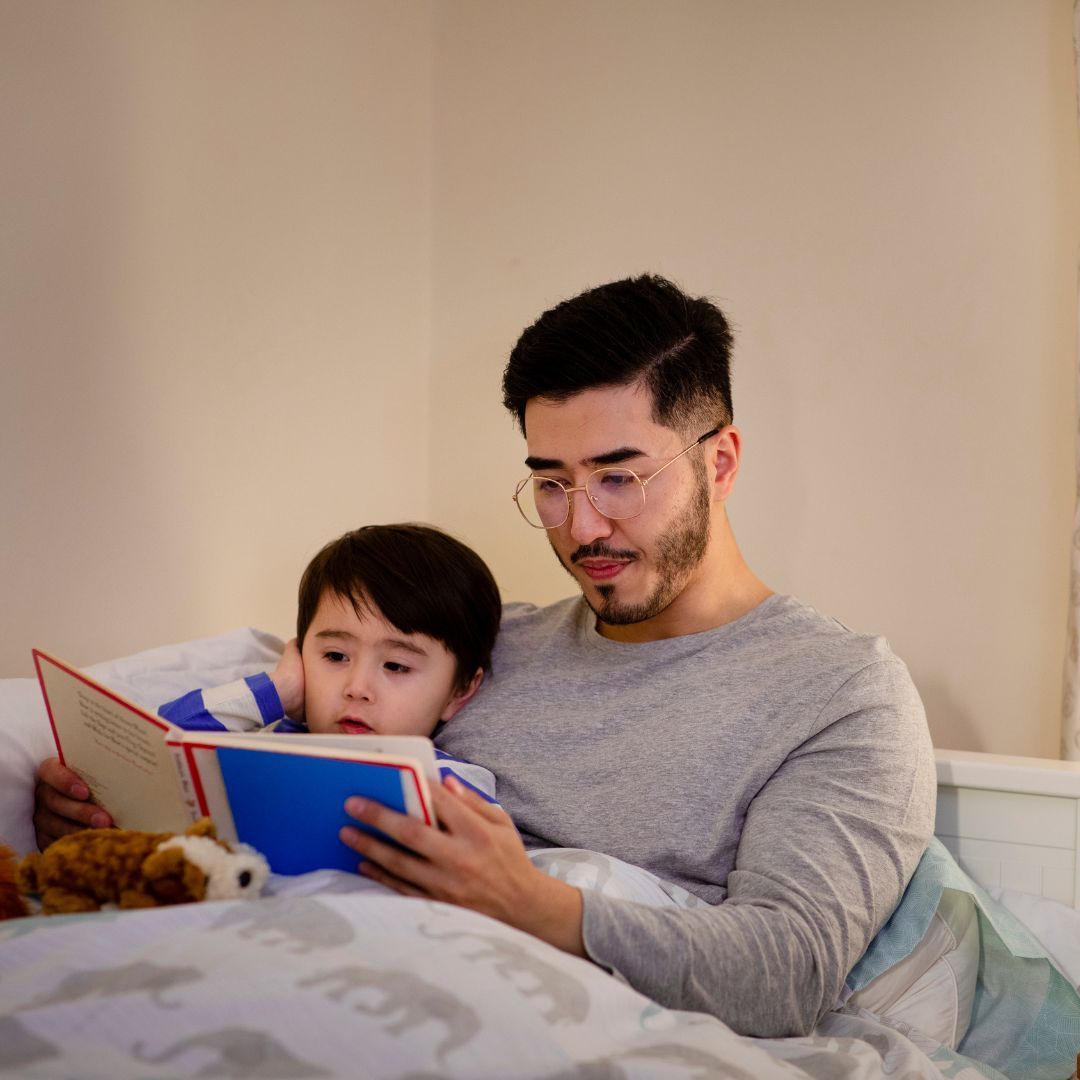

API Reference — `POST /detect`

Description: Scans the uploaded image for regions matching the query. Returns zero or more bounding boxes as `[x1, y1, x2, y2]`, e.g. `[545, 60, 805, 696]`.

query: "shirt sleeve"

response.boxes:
[435, 750, 499, 805]
[578, 659, 937, 1037]
[158, 672, 285, 732]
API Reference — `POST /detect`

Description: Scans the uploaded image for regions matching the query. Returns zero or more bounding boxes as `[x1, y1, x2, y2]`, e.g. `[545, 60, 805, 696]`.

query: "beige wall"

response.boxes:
[428, 0, 1080, 757]
[3, 2, 1079, 757]
[2, 1, 435, 672]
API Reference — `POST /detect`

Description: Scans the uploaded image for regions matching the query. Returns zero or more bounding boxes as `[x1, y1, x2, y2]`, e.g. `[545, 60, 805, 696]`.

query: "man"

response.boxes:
[34, 274, 935, 1038]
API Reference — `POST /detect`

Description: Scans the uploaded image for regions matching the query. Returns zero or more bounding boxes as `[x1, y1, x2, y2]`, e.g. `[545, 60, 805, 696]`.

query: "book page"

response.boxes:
[34, 651, 192, 834]
[182, 744, 239, 845]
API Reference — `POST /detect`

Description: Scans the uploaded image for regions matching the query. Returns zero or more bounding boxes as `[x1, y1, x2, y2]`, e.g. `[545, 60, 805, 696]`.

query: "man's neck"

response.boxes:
[595, 521, 773, 644]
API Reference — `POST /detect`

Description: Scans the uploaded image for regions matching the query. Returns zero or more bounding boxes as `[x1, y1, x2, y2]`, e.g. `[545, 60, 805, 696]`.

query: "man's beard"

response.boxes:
[555, 466, 712, 626]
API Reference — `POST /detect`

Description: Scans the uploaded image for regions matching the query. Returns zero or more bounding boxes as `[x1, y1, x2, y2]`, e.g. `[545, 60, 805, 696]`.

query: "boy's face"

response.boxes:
[300, 590, 475, 737]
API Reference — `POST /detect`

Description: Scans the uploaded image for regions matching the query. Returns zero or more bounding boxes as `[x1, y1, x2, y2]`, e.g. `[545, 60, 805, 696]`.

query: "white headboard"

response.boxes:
[935, 748, 1080, 909]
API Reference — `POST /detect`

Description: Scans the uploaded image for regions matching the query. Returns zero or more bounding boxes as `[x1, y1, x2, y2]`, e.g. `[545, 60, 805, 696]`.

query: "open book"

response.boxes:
[33, 649, 439, 875]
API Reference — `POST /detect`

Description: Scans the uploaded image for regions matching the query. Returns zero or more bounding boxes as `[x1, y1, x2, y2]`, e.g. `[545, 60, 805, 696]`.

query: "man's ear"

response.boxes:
[439, 668, 485, 723]
[708, 425, 742, 502]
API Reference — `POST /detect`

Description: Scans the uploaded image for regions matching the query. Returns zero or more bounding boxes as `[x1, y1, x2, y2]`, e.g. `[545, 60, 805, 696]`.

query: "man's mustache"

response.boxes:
[570, 544, 638, 564]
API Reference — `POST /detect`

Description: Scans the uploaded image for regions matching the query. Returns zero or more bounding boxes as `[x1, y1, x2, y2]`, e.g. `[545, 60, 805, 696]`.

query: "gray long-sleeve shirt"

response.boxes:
[436, 593, 936, 1037]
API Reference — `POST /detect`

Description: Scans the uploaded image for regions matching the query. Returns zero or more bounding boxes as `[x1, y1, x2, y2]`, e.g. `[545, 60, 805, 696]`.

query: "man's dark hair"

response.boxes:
[502, 273, 734, 435]
[296, 524, 501, 692]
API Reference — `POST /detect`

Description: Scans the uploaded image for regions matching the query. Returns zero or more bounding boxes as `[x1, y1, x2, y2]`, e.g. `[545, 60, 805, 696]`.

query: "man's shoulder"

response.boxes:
[754, 593, 888, 643]
[499, 596, 583, 629]
[735, 593, 908, 678]
[491, 597, 585, 661]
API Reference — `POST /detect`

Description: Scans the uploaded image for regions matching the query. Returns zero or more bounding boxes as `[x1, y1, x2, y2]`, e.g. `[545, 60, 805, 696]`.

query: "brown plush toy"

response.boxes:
[0, 843, 30, 919]
[16, 818, 270, 915]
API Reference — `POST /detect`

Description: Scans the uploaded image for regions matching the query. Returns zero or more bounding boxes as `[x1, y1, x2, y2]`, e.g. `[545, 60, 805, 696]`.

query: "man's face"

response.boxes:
[523, 383, 716, 631]
[300, 590, 470, 737]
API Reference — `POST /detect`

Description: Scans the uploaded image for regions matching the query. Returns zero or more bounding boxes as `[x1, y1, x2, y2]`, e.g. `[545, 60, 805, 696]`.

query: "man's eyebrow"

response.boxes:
[525, 446, 647, 472]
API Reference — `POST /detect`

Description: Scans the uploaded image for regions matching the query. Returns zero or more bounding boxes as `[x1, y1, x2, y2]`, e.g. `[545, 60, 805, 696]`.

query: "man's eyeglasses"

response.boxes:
[512, 427, 721, 530]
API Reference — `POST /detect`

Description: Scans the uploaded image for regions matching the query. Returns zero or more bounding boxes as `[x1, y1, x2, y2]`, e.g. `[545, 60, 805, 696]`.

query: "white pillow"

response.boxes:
[847, 888, 980, 1049]
[0, 628, 285, 857]
[987, 885, 1080, 990]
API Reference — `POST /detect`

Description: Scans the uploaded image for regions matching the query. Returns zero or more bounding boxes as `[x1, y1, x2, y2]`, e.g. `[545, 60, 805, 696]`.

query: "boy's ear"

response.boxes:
[439, 668, 485, 723]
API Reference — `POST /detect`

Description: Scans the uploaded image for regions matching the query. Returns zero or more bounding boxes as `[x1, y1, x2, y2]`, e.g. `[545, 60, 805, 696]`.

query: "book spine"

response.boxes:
[165, 736, 202, 823]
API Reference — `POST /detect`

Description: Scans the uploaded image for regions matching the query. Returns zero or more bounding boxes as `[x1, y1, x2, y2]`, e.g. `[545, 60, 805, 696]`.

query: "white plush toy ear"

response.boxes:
[157, 835, 270, 901]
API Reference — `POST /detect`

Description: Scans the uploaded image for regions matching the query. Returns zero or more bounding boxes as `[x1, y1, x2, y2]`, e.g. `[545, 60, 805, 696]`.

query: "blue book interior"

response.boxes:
[216, 747, 412, 874]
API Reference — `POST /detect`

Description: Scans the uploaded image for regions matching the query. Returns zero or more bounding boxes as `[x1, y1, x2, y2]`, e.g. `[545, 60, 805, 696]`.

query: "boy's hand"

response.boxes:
[270, 638, 305, 718]
[33, 757, 113, 850]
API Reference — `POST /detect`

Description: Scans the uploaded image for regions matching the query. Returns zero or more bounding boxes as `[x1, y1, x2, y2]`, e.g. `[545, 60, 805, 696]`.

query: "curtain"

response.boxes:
[1059, 0, 1080, 759]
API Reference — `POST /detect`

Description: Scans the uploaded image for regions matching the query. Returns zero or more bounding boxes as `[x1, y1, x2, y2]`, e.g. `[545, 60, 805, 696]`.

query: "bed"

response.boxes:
[1, 629, 1079, 1079]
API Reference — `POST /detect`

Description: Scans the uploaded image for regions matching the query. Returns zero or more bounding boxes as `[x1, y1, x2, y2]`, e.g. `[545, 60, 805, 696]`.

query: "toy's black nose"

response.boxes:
[238, 871, 253, 888]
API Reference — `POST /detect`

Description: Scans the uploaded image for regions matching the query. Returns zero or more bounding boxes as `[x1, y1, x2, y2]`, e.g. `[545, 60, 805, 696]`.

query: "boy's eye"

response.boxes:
[384, 662, 411, 674]
[323, 651, 347, 663]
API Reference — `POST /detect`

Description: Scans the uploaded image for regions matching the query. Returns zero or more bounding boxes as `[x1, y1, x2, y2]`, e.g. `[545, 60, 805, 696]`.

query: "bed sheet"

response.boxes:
[1, 876, 1002, 1080]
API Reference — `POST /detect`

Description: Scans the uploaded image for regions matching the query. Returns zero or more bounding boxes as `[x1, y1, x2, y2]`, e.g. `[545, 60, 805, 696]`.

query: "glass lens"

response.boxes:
[517, 477, 569, 528]
[586, 469, 645, 519]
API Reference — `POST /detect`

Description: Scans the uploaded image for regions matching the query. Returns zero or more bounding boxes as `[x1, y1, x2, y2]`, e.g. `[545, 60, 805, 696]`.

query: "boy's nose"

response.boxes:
[345, 671, 373, 701]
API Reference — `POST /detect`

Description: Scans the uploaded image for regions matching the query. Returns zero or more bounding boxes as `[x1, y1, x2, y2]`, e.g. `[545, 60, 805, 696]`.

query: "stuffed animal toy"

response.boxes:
[16, 818, 270, 915]
[0, 843, 30, 919]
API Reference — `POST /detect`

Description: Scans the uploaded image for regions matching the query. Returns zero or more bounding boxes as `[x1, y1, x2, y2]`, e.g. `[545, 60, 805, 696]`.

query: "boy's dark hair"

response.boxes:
[296, 524, 501, 693]
[502, 273, 734, 436]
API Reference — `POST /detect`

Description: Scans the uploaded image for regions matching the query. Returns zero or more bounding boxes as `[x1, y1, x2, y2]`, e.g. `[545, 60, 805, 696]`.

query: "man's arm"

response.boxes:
[341, 659, 935, 1038]
[572, 660, 936, 1036]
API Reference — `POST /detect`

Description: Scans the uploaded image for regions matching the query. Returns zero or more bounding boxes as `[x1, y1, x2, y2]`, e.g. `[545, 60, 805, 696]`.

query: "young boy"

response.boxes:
[158, 523, 502, 800]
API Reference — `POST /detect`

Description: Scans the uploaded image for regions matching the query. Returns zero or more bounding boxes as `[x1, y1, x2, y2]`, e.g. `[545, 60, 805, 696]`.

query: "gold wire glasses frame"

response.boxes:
[512, 426, 722, 530]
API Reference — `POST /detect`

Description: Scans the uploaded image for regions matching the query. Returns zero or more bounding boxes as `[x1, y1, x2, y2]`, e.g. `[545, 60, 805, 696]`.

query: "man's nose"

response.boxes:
[568, 489, 614, 545]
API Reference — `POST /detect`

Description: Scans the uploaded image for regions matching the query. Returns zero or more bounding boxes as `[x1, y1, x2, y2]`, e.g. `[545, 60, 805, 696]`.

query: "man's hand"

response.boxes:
[340, 776, 586, 958]
[270, 637, 305, 718]
[33, 757, 113, 850]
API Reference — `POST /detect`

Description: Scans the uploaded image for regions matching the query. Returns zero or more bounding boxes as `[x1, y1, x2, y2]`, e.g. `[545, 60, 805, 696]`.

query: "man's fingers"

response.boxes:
[434, 776, 514, 831]
[339, 820, 439, 892]
[33, 808, 88, 850]
[37, 756, 90, 800]
[343, 797, 443, 857]
[32, 788, 111, 851]
[33, 776, 112, 834]
[356, 858, 428, 899]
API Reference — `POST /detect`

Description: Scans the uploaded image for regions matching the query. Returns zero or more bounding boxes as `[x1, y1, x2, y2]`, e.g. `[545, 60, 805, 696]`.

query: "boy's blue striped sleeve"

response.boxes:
[158, 674, 285, 732]
[158, 688, 224, 730]
[435, 750, 498, 805]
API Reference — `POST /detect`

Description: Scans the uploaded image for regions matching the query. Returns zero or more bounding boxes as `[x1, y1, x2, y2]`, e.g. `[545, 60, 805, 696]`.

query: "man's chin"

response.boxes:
[585, 582, 650, 626]
[558, 550, 664, 625]
[586, 570, 695, 627]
